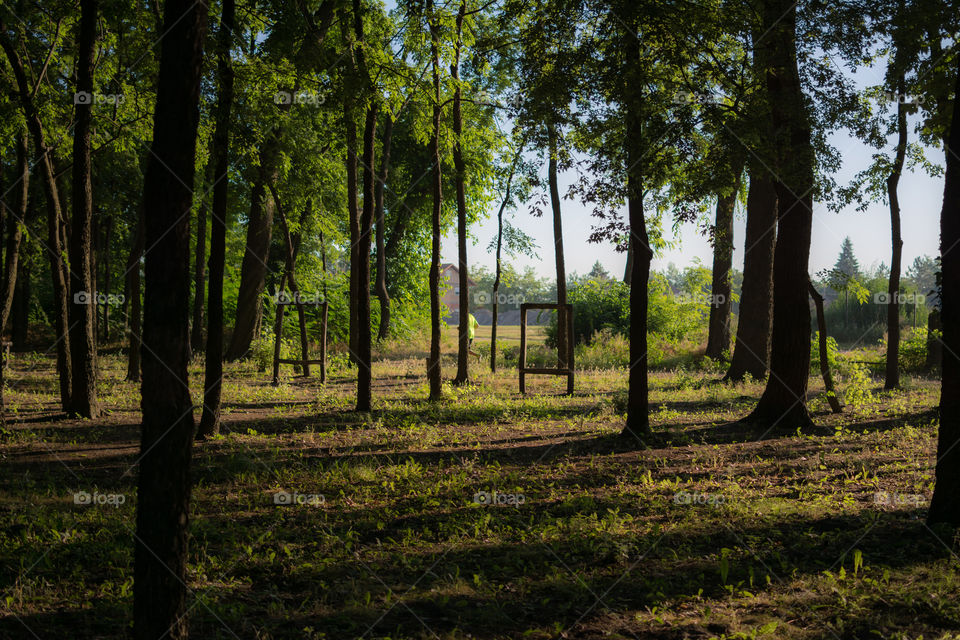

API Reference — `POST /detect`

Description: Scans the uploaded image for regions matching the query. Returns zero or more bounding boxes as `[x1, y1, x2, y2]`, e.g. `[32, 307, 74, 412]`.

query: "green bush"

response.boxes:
[574, 330, 630, 369]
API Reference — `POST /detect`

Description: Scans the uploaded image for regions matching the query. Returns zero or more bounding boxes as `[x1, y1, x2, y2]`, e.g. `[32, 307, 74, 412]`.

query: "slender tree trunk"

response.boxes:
[622, 29, 651, 439]
[353, 0, 376, 410]
[884, 73, 908, 390]
[928, 54, 960, 525]
[727, 170, 777, 381]
[133, 0, 206, 637]
[548, 123, 567, 366]
[191, 162, 212, 354]
[0, 132, 28, 418]
[68, 0, 100, 419]
[808, 279, 842, 413]
[341, 15, 360, 364]
[197, 0, 236, 439]
[125, 206, 144, 382]
[0, 27, 73, 410]
[357, 103, 378, 410]
[705, 162, 743, 361]
[427, 0, 443, 400]
[375, 115, 394, 341]
[746, 0, 814, 429]
[490, 152, 519, 374]
[452, 0, 470, 385]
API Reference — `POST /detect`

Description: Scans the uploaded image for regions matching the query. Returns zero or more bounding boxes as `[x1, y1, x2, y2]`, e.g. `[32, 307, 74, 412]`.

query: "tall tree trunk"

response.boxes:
[490, 152, 519, 374]
[132, 0, 206, 636]
[341, 16, 360, 364]
[427, 0, 443, 400]
[705, 162, 743, 361]
[357, 103, 377, 410]
[68, 0, 99, 423]
[726, 170, 777, 381]
[622, 28, 651, 439]
[191, 162, 212, 354]
[353, 0, 376, 411]
[0, 132, 28, 418]
[928, 54, 960, 526]
[548, 123, 568, 366]
[197, 0, 236, 439]
[375, 115, 394, 341]
[225, 133, 280, 360]
[0, 24, 73, 410]
[746, 0, 814, 429]
[884, 73, 908, 390]
[452, 0, 470, 385]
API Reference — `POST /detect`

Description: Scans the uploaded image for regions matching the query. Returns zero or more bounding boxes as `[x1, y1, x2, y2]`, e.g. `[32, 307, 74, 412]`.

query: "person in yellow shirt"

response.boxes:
[467, 312, 480, 362]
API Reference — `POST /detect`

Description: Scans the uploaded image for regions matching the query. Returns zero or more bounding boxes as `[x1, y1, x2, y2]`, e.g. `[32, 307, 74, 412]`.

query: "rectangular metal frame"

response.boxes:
[519, 303, 574, 395]
[272, 299, 327, 384]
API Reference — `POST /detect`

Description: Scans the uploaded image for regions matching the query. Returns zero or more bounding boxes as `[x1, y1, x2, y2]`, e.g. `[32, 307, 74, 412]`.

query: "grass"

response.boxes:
[1, 347, 957, 639]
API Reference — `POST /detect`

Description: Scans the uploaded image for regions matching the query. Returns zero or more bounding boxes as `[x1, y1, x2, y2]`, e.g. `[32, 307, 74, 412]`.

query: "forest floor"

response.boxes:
[1, 351, 957, 639]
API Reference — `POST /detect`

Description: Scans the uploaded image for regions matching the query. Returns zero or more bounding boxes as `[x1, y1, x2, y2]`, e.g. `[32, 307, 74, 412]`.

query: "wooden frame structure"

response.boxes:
[519, 302, 574, 395]
[272, 298, 327, 385]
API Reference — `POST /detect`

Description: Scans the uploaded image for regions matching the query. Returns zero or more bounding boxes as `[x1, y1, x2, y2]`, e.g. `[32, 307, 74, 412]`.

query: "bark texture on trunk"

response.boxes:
[452, 0, 470, 385]
[884, 74, 908, 390]
[928, 55, 960, 526]
[548, 123, 567, 366]
[67, 0, 100, 418]
[726, 171, 777, 381]
[197, 0, 236, 438]
[375, 115, 394, 341]
[622, 29, 651, 439]
[705, 162, 743, 361]
[191, 161, 212, 354]
[225, 132, 280, 360]
[132, 0, 207, 637]
[427, 0, 443, 400]
[746, 0, 815, 430]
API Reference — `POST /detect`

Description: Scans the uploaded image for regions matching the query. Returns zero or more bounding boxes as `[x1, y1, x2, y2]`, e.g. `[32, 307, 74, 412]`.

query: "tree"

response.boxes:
[704, 162, 743, 361]
[0, 132, 28, 420]
[132, 0, 207, 637]
[67, 0, 101, 419]
[197, 0, 237, 439]
[427, 0, 443, 401]
[745, 0, 815, 429]
[453, 0, 471, 385]
[0, 13, 73, 411]
[928, 54, 960, 526]
[726, 169, 777, 381]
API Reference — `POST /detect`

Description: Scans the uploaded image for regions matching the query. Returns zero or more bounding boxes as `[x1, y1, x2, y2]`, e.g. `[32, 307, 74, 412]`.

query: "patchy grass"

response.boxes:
[0, 350, 956, 639]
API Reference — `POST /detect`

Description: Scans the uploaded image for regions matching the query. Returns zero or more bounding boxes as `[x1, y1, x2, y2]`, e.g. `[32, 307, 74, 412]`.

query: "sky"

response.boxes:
[441, 66, 946, 283]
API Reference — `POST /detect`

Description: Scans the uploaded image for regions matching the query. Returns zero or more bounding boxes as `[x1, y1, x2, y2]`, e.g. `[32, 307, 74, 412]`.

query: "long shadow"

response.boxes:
[4, 506, 947, 638]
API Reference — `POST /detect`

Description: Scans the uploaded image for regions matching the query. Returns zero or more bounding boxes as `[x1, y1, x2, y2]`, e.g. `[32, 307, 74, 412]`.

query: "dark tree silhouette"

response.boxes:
[132, 0, 207, 636]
